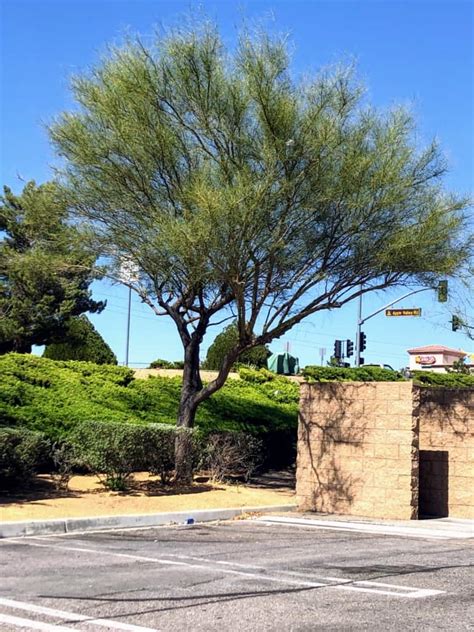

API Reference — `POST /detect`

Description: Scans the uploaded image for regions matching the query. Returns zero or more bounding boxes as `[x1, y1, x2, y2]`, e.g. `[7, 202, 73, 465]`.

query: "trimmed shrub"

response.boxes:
[412, 371, 474, 389]
[143, 424, 180, 485]
[149, 359, 184, 369]
[302, 365, 406, 383]
[0, 428, 49, 489]
[70, 420, 194, 490]
[0, 354, 299, 470]
[239, 367, 300, 404]
[70, 420, 143, 490]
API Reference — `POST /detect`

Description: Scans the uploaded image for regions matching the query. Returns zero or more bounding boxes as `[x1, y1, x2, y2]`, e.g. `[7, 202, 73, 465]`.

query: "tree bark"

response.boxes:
[174, 338, 202, 484]
[173, 331, 246, 484]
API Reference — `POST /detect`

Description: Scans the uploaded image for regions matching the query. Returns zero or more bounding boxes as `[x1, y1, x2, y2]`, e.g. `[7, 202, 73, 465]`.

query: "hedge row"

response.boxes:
[0, 427, 50, 489]
[411, 370, 474, 388]
[302, 365, 406, 382]
[302, 365, 474, 388]
[0, 423, 265, 492]
[0, 354, 298, 443]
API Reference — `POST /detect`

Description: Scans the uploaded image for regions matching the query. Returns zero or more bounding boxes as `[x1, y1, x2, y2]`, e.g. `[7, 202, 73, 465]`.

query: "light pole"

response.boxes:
[355, 286, 363, 367]
[354, 286, 433, 367]
[125, 286, 132, 367]
[119, 257, 139, 367]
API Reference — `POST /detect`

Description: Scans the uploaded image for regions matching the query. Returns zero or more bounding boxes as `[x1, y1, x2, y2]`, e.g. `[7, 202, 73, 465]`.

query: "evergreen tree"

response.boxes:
[205, 324, 270, 370]
[0, 181, 103, 353]
[44, 316, 117, 364]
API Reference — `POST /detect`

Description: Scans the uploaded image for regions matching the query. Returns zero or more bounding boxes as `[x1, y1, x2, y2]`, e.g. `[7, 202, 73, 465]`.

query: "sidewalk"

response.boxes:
[256, 512, 474, 539]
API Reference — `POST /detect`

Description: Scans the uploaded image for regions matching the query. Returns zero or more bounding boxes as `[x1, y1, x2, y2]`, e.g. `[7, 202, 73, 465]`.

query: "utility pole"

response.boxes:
[355, 285, 363, 367]
[125, 286, 132, 367]
[319, 347, 326, 366]
[354, 286, 436, 367]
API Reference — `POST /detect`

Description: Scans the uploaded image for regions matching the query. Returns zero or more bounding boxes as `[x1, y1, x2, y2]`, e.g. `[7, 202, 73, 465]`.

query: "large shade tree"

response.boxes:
[50, 25, 472, 481]
[0, 182, 104, 354]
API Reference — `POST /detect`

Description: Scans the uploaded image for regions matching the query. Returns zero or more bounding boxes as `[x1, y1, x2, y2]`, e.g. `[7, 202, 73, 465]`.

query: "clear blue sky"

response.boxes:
[1, 0, 473, 367]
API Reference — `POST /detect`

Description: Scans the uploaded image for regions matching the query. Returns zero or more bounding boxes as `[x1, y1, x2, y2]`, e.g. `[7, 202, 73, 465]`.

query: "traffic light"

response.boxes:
[359, 331, 367, 352]
[437, 280, 448, 302]
[334, 340, 343, 359]
[452, 315, 462, 332]
[346, 339, 354, 357]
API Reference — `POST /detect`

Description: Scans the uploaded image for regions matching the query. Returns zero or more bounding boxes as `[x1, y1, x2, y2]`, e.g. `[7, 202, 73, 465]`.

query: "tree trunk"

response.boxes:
[173, 335, 242, 484]
[174, 339, 202, 485]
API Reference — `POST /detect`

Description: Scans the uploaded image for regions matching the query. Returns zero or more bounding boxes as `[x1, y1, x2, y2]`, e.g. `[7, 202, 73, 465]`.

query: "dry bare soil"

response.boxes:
[0, 472, 295, 522]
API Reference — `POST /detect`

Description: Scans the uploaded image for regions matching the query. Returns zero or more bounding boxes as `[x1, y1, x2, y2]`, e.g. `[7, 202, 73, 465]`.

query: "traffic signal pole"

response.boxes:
[354, 286, 433, 367]
[355, 286, 363, 367]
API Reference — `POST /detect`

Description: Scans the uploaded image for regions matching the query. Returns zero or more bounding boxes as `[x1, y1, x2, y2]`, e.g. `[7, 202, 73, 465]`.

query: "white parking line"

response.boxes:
[11, 540, 444, 599]
[0, 597, 159, 632]
[256, 516, 474, 539]
[0, 613, 78, 631]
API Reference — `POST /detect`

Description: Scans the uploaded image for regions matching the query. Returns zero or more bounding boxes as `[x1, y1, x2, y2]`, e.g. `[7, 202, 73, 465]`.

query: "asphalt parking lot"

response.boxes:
[1, 519, 473, 631]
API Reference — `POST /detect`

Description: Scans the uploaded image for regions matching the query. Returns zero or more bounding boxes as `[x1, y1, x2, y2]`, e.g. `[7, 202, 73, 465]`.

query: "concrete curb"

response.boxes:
[0, 504, 297, 539]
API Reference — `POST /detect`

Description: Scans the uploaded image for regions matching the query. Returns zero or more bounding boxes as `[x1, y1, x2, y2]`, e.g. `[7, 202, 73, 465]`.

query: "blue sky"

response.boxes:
[1, 0, 473, 367]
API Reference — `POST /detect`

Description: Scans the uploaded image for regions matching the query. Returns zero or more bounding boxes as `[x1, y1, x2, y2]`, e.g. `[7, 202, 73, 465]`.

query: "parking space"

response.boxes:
[1, 520, 473, 631]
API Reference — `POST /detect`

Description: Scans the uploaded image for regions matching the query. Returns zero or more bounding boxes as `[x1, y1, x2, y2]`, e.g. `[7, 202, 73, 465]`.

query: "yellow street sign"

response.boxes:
[385, 308, 422, 317]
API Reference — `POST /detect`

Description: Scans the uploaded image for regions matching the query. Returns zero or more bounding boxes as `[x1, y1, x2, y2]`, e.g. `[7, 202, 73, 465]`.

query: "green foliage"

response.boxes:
[70, 420, 184, 490]
[44, 316, 117, 364]
[303, 365, 406, 383]
[0, 181, 104, 354]
[48, 22, 470, 444]
[239, 367, 300, 403]
[412, 371, 474, 388]
[204, 325, 271, 370]
[0, 354, 298, 442]
[0, 427, 49, 489]
[238, 367, 276, 384]
[149, 358, 184, 369]
[303, 364, 474, 388]
[0, 354, 136, 440]
[447, 357, 472, 375]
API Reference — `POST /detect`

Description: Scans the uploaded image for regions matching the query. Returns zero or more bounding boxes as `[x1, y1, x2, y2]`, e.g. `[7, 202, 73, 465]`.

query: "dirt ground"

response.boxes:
[0, 472, 295, 522]
[133, 368, 241, 380]
[133, 368, 304, 382]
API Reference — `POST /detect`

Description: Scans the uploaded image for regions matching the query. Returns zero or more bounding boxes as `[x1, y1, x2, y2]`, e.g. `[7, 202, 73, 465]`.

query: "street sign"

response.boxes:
[385, 308, 422, 317]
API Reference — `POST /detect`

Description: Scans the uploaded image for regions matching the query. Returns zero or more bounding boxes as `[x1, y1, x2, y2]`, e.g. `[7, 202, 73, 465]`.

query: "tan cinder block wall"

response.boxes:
[417, 387, 474, 519]
[296, 382, 419, 520]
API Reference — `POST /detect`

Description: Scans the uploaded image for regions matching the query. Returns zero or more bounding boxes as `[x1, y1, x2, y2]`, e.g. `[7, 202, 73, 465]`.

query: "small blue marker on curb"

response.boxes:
[185, 518, 195, 525]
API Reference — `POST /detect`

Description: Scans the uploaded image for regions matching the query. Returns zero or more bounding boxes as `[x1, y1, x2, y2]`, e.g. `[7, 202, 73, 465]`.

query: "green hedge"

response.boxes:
[302, 365, 406, 382]
[412, 371, 474, 388]
[148, 359, 184, 369]
[302, 364, 474, 388]
[70, 420, 190, 490]
[0, 355, 298, 453]
[0, 427, 49, 489]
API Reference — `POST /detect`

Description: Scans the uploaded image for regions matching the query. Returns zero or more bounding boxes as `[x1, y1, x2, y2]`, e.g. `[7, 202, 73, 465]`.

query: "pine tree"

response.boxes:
[44, 316, 117, 364]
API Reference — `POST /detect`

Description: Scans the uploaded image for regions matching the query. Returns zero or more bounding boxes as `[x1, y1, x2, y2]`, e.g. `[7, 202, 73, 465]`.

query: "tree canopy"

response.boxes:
[0, 181, 104, 354]
[204, 324, 270, 370]
[49, 23, 472, 480]
[43, 315, 117, 364]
